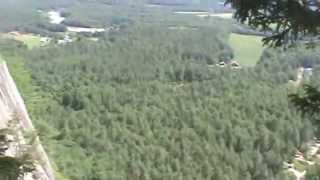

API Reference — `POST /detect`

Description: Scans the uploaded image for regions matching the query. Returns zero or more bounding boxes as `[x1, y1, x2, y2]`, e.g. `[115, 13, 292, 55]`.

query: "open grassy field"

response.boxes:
[2, 33, 42, 49]
[229, 33, 264, 67]
[293, 159, 309, 172]
[15, 34, 41, 49]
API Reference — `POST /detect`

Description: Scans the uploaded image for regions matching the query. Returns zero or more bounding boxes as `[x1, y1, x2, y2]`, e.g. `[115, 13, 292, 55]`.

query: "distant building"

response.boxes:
[58, 35, 73, 45]
[230, 60, 241, 69]
[216, 60, 241, 69]
[216, 61, 226, 67]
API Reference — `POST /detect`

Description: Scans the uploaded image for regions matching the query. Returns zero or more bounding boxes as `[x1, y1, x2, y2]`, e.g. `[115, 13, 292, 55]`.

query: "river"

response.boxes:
[173, 11, 233, 19]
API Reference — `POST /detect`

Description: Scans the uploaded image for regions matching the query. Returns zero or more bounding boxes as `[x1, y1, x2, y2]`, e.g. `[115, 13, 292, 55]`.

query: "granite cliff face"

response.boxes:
[0, 62, 55, 180]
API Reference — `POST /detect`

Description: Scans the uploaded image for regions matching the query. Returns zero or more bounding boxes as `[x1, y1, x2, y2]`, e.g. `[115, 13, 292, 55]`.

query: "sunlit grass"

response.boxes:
[229, 33, 264, 67]
[293, 159, 308, 172]
[1, 33, 42, 49]
[15, 34, 41, 49]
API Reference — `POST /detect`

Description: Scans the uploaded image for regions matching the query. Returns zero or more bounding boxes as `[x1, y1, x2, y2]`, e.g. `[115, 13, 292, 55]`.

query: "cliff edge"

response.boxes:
[0, 61, 55, 180]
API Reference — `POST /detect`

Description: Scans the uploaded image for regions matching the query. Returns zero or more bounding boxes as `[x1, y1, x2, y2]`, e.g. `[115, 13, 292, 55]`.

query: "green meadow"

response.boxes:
[16, 34, 42, 49]
[1, 33, 42, 49]
[229, 33, 264, 67]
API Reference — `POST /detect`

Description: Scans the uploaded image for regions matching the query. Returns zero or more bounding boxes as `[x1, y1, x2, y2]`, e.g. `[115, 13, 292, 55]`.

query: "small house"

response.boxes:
[230, 60, 241, 69]
[217, 61, 226, 67]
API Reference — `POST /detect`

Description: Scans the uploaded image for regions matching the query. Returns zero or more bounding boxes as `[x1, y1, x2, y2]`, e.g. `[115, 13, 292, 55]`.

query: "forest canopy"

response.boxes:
[0, 0, 320, 180]
[2, 23, 319, 179]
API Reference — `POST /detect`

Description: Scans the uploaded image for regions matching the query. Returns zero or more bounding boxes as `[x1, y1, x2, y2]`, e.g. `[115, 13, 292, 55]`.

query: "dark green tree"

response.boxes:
[227, 0, 320, 178]
[226, 0, 320, 46]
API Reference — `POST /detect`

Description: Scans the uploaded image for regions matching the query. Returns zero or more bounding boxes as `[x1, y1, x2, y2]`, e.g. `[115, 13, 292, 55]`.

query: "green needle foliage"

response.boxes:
[1, 1, 320, 179]
[226, 0, 320, 46]
[1, 25, 317, 179]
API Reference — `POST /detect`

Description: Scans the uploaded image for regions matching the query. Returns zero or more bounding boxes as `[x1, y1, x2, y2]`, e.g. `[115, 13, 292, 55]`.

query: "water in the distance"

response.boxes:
[47, 10, 105, 33]
[173, 11, 233, 19]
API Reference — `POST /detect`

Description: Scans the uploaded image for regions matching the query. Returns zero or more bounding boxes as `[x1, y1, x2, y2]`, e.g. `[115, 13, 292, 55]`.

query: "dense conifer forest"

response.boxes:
[0, 0, 320, 180]
[1, 26, 320, 180]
